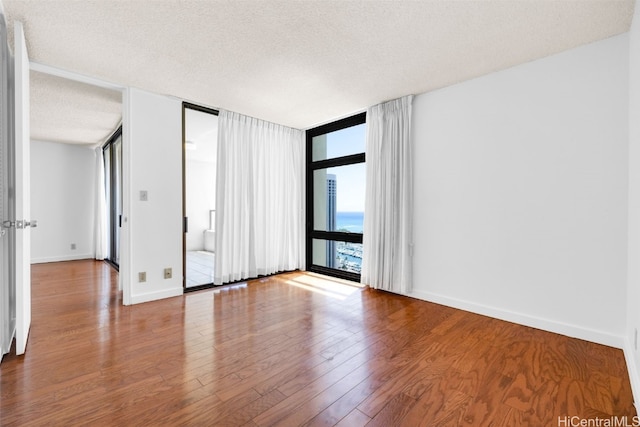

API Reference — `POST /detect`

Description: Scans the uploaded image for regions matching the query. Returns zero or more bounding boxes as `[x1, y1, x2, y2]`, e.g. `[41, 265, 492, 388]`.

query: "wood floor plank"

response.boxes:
[216, 389, 288, 426]
[365, 392, 418, 427]
[0, 260, 635, 426]
[333, 408, 371, 427]
[269, 363, 374, 427]
[304, 379, 375, 427]
[304, 347, 413, 427]
[252, 347, 373, 426]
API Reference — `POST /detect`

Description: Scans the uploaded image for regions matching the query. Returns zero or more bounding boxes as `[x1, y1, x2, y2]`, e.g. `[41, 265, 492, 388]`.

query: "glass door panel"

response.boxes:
[103, 128, 122, 268]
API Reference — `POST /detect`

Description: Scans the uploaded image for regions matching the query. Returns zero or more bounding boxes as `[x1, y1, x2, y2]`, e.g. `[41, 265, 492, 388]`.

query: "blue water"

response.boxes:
[336, 211, 364, 233]
[334, 212, 364, 273]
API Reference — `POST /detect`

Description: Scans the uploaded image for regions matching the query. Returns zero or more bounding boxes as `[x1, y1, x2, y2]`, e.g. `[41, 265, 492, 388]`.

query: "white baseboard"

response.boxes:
[31, 253, 94, 264]
[408, 289, 625, 349]
[129, 287, 183, 305]
[623, 338, 640, 412]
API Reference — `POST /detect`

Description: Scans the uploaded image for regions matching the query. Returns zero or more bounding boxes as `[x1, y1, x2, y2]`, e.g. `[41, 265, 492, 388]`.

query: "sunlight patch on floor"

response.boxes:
[286, 272, 363, 300]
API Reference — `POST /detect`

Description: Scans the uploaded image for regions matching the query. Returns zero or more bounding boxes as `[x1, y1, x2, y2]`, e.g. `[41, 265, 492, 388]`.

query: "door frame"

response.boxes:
[0, 10, 13, 361]
[102, 126, 123, 270]
[181, 102, 219, 292]
[14, 20, 31, 356]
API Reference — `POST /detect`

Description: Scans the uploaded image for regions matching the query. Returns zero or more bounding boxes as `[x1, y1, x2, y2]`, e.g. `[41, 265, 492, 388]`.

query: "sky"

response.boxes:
[325, 124, 366, 212]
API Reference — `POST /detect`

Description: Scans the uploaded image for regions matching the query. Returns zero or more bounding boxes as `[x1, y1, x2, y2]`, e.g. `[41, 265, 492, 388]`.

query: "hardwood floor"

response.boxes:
[0, 260, 635, 426]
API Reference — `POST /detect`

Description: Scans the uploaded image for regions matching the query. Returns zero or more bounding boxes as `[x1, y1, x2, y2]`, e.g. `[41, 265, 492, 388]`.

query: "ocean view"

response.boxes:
[335, 212, 364, 274]
[336, 211, 364, 233]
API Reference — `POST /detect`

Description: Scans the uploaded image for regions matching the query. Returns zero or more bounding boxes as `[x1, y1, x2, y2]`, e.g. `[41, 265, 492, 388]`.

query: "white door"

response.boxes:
[0, 13, 10, 361]
[14, 21, 31, 356]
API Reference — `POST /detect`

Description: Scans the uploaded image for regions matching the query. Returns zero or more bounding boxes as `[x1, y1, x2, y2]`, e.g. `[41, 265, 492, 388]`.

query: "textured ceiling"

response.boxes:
[30, 70, 121, 145]
[2, 0, 636, 145]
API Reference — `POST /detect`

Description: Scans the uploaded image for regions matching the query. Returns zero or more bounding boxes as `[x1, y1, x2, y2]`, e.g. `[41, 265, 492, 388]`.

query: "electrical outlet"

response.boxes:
[138, 272, 146, 283]
[70, 243, 76, 250]
[140, 190, 148, 201]
[164, 268, 172, 279]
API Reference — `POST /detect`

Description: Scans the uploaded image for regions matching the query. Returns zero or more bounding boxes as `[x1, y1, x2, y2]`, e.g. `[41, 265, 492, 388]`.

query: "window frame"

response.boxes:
[305, 112, 366, 282]
[102, 126, 123, 270]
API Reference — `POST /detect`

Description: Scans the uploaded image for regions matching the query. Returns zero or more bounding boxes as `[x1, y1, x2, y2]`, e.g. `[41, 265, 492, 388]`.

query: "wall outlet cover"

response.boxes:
[139, 272, 146, 283]
[164, 268, 172, 279]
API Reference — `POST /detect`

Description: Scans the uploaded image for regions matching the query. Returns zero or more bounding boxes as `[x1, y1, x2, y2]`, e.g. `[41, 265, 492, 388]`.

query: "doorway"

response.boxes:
[183, 103, 218, 290]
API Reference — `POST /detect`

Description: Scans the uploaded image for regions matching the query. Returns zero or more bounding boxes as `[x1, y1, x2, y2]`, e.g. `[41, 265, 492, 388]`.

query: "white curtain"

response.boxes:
[94, 147, 107, 260]
[361, 95, 414, 293]
[214, 110, 304, 285]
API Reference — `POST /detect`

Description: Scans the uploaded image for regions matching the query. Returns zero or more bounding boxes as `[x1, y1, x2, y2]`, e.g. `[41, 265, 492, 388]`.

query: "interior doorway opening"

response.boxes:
[182, 103, 219, 290]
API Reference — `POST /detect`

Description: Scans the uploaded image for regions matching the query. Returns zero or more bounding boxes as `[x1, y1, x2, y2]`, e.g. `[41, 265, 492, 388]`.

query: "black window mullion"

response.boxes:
[307, 112, 366, 138]
[310, 153, 365, 171]
[309, 230, 363, 244]
[309, 265, 360, 283]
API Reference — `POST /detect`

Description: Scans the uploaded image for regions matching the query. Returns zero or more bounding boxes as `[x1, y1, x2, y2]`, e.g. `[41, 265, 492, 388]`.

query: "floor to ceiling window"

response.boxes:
[103, 127, 122, 268]
[306, 113, 366, 282]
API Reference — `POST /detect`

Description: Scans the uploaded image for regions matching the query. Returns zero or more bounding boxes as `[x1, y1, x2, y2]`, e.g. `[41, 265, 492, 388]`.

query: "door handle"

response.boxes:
[3, 220, 37, 229]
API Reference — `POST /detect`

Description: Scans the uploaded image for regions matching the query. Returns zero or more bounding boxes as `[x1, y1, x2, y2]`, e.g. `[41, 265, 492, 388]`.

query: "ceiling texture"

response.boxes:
[1, 0, 636, 146]
[29, 70, 122, 145]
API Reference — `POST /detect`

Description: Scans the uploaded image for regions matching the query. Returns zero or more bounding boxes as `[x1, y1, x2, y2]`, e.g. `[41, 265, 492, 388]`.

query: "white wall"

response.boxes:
[626, 4, 640, 407]
[185, 159, 216, 251]
[411, 34, 629, 347]
[30, 141, 95, 263]
[122, 88, 183, 304]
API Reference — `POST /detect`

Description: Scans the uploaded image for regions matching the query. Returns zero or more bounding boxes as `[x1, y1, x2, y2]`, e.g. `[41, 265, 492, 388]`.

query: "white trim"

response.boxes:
[623, 338, 640, 412]
[408, 289, 625, 349]
[31, 254, 94, 264]
[30, 61, 125, 92]
[130, 287, 183, 305]
[121, 88, 131, 305]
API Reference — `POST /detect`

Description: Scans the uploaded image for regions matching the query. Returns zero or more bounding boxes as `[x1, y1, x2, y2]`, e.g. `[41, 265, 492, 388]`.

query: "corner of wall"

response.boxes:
[124, 88, 183, 305]
[628, 0, 640, 410]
